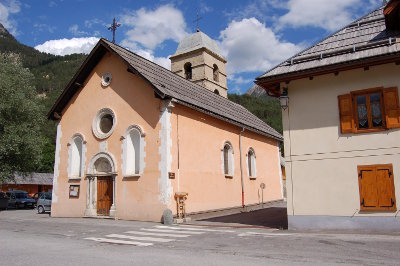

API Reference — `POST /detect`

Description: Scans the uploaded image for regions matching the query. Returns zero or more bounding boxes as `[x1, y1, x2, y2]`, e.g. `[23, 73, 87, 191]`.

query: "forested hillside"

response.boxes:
[0, 22, 281, 173]
[228, 94, 282, 135]
[0, 23, 86, 172]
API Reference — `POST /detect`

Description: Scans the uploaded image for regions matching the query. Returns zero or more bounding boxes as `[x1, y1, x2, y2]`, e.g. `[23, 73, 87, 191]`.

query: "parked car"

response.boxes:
[37, 192, 52, 214]
[32, 192, 45, 207]
[6, 190, 35, 209]
[0, 192, 8, 210]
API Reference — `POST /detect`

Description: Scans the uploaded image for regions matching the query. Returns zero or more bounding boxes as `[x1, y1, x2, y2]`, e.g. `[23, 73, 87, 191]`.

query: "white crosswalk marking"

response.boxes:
[84, 224, 237, 247]
[84, 237, 153, 246]
[156, 225, 235, 233]
[140, 228, 204, 235]
[106, 234, 175, 243]
[124, 231, 191, 238]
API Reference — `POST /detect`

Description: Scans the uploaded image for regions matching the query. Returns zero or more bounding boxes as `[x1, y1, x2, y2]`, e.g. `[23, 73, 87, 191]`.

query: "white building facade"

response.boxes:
[256, 3, 400, 230]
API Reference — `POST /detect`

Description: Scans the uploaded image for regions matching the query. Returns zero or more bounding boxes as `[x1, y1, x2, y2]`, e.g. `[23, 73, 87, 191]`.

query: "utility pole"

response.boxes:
[108, 17, 121, 44]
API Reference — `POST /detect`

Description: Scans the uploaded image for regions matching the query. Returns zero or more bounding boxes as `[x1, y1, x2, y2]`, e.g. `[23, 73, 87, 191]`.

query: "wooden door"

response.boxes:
[97, 177, 113, 216]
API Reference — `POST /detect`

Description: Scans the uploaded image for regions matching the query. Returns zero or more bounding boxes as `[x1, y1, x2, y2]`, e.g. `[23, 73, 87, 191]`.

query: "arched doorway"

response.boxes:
[85, 152, 117, 217]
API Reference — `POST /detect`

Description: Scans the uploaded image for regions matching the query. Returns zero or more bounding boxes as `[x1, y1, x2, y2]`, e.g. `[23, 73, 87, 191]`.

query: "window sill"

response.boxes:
[68, 177, 82, 181]
[225, 175, 233, 179]
[249, 177, 257, 180]
[354, 127, 387, 134]
[123, 174, 141, 178]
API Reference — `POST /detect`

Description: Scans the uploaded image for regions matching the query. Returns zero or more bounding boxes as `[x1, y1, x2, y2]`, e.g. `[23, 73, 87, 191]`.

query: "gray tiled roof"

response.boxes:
[257, 6, 400, 80]
[2, 173, 53, 185]
[172, 31, 223, 58]
[102, 39, 282, 140]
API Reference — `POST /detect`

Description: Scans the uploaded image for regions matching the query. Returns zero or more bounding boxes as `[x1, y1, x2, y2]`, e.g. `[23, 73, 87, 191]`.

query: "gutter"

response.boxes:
[239, 127, 245, 207]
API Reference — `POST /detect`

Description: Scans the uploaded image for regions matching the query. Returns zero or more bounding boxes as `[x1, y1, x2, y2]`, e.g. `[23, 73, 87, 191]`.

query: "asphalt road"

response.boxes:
[1, 209, 400, 266]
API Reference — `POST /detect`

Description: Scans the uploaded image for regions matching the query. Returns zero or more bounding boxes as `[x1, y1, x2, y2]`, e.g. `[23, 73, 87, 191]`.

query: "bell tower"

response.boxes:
[170, 30, 228, 97]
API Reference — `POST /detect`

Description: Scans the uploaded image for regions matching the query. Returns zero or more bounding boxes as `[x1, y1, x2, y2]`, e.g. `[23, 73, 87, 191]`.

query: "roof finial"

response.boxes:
[108, 17, 121, 44]
[194, 11, 202, 32]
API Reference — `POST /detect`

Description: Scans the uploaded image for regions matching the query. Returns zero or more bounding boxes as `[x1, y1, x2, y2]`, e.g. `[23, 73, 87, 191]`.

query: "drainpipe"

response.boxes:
[239, 127, 245, 207]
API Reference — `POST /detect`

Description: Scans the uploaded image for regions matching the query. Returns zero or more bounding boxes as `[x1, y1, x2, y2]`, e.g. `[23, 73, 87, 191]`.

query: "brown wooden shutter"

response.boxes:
[376, 166, 397, 211]
[358, 166, 378, 210]
[338, 94, 355, 134]
[358, 164, 397, 212]
[383, 87, 400, 129]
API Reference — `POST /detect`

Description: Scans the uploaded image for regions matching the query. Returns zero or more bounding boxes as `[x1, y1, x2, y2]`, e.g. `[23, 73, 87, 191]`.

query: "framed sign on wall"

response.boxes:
[69, 185, 80, 198]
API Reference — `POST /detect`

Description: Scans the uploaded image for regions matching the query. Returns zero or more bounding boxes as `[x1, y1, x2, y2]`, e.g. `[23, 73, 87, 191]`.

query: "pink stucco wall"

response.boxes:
[170, 105, 282, 214]
[51, 51, 282, 222]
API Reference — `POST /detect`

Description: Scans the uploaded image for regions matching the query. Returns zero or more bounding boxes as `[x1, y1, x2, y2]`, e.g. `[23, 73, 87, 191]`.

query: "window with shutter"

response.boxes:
[383, 87, 400, 129]
[358, 164, 397, 212]
[338, 87, 400, 134]
[338, 94, 355, 134]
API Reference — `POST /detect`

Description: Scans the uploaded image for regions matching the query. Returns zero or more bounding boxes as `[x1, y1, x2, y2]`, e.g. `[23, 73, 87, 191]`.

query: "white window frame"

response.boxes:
[222, 141, 234, 177]
[247, 147, 257, 179]
[122, 125, 146, 177]
[67, 133, 86, 179]
[92, 108, 116, 139]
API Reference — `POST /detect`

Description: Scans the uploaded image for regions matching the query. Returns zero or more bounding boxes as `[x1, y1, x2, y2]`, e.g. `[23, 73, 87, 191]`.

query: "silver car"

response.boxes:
[37, 192, 52, 214]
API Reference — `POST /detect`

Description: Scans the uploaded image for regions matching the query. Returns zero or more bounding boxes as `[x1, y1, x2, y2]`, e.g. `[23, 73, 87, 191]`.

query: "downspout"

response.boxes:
[239, 127, 245, 207]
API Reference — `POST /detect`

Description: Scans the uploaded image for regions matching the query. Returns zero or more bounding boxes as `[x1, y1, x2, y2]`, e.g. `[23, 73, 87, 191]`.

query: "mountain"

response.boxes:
[245, 84, 268, 97]
[0, 22, 86, 95]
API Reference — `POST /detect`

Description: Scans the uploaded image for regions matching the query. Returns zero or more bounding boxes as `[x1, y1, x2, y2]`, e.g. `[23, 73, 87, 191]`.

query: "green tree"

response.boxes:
[0, 53, 44, 182]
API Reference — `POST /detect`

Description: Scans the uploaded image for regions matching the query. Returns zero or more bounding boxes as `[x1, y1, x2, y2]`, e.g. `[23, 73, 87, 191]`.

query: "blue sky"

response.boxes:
[0, 0, 382, 94]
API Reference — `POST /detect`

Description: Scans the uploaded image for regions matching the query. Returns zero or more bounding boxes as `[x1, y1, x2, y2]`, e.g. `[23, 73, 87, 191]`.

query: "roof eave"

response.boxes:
[170, 46, 227, 63]
[47, 39, 168, 120]
[255, 52, 400, 91]
[47, 40, 107, 120]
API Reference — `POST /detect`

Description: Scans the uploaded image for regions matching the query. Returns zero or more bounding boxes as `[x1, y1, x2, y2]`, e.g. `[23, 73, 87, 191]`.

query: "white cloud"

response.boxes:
[34, 37, 99, 56]
[228, 74, 253, 85]
[0, 0, 21, 35]
[84, 18, 106, 29]
[68, 24, 88, 36]
[278, 0, 381, 31]
[219, 18, 303, 75]
[34, 23, 56, 33]
[120, 5, 188, 50]
[134, 49, 171, 70]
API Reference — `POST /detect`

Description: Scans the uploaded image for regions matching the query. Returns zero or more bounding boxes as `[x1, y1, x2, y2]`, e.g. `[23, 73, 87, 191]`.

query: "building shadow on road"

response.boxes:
[200, 207, 288, 229]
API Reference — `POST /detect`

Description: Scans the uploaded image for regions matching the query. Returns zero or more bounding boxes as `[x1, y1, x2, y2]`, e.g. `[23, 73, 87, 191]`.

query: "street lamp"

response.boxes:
[279, 88, 289, 110]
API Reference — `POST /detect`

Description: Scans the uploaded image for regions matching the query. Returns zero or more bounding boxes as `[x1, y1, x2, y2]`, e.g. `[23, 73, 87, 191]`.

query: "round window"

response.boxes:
[92, 108, 116, 139]
[100, 114, 113, 134]
[101, 72, 112, 87]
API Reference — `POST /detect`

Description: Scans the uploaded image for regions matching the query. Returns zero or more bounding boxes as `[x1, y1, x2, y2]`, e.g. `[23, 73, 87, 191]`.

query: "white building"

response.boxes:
[256, 2, 400, 230]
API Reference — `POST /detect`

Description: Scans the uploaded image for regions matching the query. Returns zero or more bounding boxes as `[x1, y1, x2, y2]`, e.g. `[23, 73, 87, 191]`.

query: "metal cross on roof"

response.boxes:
[194, 11, 202, 32]
[108, 17, 121, 44]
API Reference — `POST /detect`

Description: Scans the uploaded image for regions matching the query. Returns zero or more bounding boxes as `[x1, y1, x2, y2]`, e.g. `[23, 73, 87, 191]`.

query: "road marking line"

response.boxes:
[238, 232, 293, 237]
[84, 237, 153, 246]
[106, 234, 175, 243]
[125, 231, 190, 238]
[141, 228, 204, 235]
[179, 225, 233, 230]
[155, 225, 234, 233]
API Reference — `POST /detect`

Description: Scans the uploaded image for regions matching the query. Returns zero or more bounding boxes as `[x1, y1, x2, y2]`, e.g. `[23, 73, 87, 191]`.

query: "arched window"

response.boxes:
[184, 62, 192, 80]
[68, 134, 85, 178]
[123, 126, 145, 176]
[213, 64, 219, 82]
[214, 89, 220, 95]
[223, 142, 234, 176]
[247, 148, 256, 178]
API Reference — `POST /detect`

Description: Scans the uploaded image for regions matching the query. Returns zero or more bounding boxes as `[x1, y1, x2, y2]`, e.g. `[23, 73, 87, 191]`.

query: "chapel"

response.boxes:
[48, 30, 283, 222]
